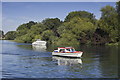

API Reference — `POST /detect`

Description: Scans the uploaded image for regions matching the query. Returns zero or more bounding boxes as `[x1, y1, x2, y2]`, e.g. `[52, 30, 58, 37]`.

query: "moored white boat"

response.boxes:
[52, 47, 83, 58]
[32, 39, 47, 46]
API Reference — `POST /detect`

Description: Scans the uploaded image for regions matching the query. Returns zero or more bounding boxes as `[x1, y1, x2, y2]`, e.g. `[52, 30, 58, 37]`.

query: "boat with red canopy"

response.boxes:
[52, 47, 83, 57]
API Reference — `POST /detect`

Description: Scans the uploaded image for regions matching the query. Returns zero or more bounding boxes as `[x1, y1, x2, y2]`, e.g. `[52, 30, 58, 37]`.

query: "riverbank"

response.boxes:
[2, 40, 119, 48]
[4, 40, 31, 43]
[0, 38, 5, 40]
[105, 42, 119, 46]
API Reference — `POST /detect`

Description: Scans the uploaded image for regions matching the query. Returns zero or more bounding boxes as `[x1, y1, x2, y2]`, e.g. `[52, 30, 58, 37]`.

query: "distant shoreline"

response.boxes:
[1, 40, 119, 46]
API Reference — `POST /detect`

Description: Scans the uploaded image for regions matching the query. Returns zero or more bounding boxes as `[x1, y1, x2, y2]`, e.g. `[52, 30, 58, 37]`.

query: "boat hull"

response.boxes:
[52, 52, 83, 58]
[32, 43, 46, 46]
[32, 41, 46, 46]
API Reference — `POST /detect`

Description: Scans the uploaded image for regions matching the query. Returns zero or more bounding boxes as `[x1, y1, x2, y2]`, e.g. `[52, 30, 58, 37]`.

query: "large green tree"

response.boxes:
[98, 5, 119, 43]
[17, 21, 37, 31]
[16, 21, 37, 36]
[64, 11, 96, 24]
[116, 1, 120, 42]
[57, 17, 96, 44]
[29, 23, 46, 35]
[41, 30, 59, 44]
[56, 33, 79, 46]
[41, 30, 55, 41]
[42, 18, 62, 31]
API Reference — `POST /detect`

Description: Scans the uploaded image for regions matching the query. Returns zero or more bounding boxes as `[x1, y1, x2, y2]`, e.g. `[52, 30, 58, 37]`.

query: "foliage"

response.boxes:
[56, 33, 79, 46]
[34, 35, 42, 41]
[116, 1, 120, 42]
[57, 17, 96, 44]
[17, 21, 37, 31]
[105, 42, 118, 46]
[42, 18, 62, 31]
[15, 33, 34, 43]
[16, 21, 37, 36]
[64, 11, 96, 24]
[41, 30, 56, 44]
[30, 23, 46, 34]
[5, 3, 119, 46]
[5, 31, 17, 40]
[98, 5, 119, 42]
[0, 30, 4, 38]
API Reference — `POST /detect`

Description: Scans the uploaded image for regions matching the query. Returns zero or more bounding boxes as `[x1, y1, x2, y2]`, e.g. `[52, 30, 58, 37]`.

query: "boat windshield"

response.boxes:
[66, 49, 71, 52]
[71, 48, 75, 52]
[59, 49, 65, 52]
[66, 48, 75, 52]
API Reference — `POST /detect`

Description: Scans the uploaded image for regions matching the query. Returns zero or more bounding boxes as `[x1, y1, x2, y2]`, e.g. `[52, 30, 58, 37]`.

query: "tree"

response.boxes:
[64, 11, 96, 24]
[98, 5, 119, 42]
[91, 28, 110, 45]
[34, 35, 42, 41]
[26, 21, 37, 29]
[16, 21, 37, 36]
[116, 1, 120, 15]
[29, 23, 46, 35]
[5, 31, 17, 40]
[57, 17, 96, 44]
[17, 21, 37, 31]
[41, 30, 55, 41]
[42, 18, 62, 31]
[116, 1, 120, 42]
[0, 30, 4, 38]
[56, 33, 79, 46]
[41, 30, 57, 44]
[15, 33, 34, 43]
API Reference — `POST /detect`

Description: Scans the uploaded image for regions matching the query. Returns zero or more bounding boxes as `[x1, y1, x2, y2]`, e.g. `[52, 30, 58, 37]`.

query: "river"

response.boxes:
[0, 40, 118, 78]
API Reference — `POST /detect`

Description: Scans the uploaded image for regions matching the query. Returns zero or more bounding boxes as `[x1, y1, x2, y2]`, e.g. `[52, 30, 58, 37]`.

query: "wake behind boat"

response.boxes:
[32, 39, 47, 46]
[52, 47, 83, 58]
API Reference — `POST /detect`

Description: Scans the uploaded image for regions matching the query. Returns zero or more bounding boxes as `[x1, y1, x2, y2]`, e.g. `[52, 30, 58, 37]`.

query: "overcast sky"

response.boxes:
[2, 2, 116, 33]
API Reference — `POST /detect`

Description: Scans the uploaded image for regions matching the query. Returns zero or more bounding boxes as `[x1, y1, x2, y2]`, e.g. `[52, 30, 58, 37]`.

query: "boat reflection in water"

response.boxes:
[52, 56, 82, 67]
[32, 45, 47, 52]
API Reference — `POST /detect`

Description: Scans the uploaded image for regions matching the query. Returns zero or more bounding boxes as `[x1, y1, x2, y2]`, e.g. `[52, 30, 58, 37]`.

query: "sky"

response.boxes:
[2, 2, 116, 33]
[0, 2, 2, 31]
[1, 0, 118, 2]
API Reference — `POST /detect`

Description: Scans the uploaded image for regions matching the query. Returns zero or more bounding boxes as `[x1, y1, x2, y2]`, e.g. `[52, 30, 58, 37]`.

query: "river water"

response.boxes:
[0, 40, 118, 78]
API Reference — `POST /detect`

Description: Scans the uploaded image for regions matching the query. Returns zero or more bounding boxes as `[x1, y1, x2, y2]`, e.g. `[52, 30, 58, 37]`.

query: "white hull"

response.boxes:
[32, 43, 46, 46]
[52, 52, 83, 58]
[32, 41, 46, 46]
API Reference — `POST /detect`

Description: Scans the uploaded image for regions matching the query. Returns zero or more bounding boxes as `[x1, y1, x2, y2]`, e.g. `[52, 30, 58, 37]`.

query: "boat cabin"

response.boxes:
[54, 47, 76, 53]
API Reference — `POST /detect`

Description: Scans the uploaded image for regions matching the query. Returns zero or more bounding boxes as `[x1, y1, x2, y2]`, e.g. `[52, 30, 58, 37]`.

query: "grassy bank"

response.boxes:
[105, 42, 119, 46]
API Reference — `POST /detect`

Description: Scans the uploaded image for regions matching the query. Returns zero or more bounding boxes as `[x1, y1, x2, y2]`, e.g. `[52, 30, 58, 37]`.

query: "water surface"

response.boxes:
[1, 40, 118, 78]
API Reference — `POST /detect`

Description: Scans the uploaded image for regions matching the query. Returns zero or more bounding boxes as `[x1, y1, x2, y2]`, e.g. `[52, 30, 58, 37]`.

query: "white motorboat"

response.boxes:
[52, 47, 83, 58]
[32, 39, 47, 46]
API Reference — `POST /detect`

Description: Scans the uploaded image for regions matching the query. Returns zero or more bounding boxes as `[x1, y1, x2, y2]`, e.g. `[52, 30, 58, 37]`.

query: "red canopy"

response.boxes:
[58, 47, 73, 49]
